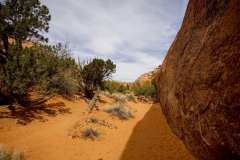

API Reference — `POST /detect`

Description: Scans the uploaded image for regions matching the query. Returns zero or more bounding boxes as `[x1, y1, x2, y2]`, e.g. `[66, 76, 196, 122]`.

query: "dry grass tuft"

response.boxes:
[81, 127, 101, 140]
[104, 103, 136, 120]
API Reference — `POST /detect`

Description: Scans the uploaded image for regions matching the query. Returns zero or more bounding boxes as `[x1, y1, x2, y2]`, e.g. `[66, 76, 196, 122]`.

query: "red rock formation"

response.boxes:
[156, 0, 240, 159]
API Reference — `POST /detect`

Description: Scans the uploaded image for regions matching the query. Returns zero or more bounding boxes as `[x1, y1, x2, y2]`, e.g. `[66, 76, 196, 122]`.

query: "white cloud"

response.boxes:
[41, 0, 188, 81]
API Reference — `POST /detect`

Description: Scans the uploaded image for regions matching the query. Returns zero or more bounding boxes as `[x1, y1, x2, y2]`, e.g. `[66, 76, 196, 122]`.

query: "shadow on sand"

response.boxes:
[0, 101, 71, 125]
[120, 103, 194, 160]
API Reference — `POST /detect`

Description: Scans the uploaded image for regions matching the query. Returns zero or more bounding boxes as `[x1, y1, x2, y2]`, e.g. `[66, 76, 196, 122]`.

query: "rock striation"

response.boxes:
[156, 0, 240, 159]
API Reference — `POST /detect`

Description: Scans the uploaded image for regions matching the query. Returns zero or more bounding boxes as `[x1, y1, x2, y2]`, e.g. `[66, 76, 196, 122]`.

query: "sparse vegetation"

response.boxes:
[85, 117, 117, 129]
[0, 145, 25, 160]
[69, 117, 116, 140]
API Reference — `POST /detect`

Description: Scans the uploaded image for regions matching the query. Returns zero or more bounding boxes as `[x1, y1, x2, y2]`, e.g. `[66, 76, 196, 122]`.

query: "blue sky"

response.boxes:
[41, 0, 188, 82]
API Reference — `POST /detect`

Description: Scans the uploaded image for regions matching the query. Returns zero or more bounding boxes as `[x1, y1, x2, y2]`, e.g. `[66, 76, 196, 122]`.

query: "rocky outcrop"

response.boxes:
[156, 0, 240, 160]
[135, 66, 161, 84]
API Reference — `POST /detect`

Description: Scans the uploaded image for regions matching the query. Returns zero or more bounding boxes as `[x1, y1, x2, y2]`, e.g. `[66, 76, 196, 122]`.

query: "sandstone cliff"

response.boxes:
[156, 0, 240, 159]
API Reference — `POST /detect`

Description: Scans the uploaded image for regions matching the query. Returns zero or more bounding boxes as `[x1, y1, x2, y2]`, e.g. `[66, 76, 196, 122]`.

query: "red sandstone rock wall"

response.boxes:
[156, 0, 240, 159]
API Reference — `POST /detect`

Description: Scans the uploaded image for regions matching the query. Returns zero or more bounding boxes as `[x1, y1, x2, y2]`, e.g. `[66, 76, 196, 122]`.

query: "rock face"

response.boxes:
[156, 0, 240, 160]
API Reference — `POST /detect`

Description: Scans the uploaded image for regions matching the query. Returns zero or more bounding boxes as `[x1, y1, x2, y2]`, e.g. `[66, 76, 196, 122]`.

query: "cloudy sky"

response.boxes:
[41, 0, 188, 82]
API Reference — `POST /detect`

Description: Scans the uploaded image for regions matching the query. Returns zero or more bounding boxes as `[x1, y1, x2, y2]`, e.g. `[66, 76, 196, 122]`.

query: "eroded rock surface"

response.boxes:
[156, 0, 240, 159]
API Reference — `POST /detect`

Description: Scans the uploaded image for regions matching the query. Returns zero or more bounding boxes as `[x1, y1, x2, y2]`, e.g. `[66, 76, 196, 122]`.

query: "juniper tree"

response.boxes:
[80, 58, 116, 98]
[0, 0, 50, 105]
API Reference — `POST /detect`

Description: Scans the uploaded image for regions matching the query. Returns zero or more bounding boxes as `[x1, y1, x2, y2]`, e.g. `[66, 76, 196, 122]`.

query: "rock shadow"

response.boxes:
[120, 103, 194, 160]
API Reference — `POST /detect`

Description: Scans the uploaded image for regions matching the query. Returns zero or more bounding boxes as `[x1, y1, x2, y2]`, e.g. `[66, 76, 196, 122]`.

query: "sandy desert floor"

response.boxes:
[0, 96, 194, 160]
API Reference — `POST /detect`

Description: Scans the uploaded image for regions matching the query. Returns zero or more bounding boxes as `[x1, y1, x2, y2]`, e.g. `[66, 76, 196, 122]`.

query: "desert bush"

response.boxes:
[39, 70, 79, 96]
[126, 93, 137, 102]
[0, 45, 40, 104]
[131, 81, 157, 99]
[0, 145, 25, 160]
[33, 44, 79, 96]
[81, 127, 101, 140]
[104, 103, 135, 120]
[103, 80, 130, 94]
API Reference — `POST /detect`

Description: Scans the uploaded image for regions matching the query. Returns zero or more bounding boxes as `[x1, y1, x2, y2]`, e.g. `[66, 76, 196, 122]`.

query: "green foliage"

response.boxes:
[34, 44, 79, 96]
[39, 70, 79, 96]
[0, 44, 79, 105]
[103, 80, 130, 94]
[0, 45, 39, 104]
[0, 0, 52, 105]
[103, 80, 157, 99]
[0, 0, 51, 45]
[132, 81, 157, 98]
[79, 58, 116, 98]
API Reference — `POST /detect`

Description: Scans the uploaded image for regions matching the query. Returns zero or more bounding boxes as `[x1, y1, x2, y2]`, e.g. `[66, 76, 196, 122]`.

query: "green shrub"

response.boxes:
[0, 45, 39, 104]
[131, 81, 157, 98]
[39, 70, 79, 96]
[0, 44, 80, 105]
[103, 80, 130, 94]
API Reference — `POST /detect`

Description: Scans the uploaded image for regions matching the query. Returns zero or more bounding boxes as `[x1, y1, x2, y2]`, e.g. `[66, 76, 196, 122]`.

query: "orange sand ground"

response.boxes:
[0, 96, 194, 160]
